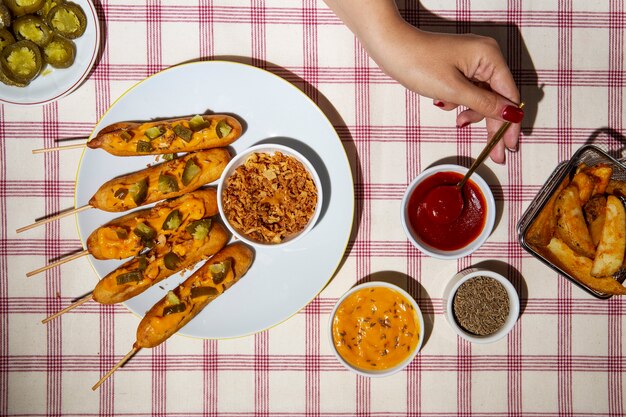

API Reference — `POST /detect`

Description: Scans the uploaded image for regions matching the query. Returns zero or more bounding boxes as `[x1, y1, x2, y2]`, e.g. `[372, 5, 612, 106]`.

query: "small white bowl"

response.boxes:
[328, 281, 425, 377]
[400, 164, 496, 260]
[217, 143, 323, 248]
[443, 268, 520, 344]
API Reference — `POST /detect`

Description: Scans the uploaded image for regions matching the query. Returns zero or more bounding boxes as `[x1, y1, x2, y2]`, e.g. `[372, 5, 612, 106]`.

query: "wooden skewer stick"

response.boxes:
[92, 346, 141, 391]
[26, 249, 89, 278]
[32, 143, 87, 154]
[41, 293, 93, 324]
[16, 205, 91, 234]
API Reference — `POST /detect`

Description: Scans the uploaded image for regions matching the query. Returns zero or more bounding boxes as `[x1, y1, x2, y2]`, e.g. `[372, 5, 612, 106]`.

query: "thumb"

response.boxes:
[451, 77, 524, 124]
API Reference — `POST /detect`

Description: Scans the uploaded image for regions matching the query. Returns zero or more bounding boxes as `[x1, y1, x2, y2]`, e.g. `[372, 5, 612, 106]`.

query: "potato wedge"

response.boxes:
[526, 176, 570, 248]
[555, 185, 596, 258]
[572, 171, 594, 204]
[584, 195, 607, 247]
[606, 179, 626, 196]
[545, 237, 626, 295]
[584, 163, 612, 195]
[591, 195, 626, 277]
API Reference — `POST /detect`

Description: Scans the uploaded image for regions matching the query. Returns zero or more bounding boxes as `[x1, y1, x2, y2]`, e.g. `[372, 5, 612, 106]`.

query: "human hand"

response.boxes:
[369, 27, 523, 164]
[323, 0, 523, 164]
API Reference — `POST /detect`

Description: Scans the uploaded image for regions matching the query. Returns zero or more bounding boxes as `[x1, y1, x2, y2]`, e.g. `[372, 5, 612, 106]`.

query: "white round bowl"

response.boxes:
[400, 164, 496, 260]
[328, 281, 425, 377]
[217, 143, 323, 248]
[443, 268, 520, 344]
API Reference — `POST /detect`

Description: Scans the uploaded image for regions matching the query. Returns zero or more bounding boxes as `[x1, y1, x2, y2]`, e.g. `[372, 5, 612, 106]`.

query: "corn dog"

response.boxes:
[93, 219, 230, 304]
[87, 188, 218, 260]
[89, 148, 230, 212]
[86, 115, 243, 156]
[92, 243, 254, 390]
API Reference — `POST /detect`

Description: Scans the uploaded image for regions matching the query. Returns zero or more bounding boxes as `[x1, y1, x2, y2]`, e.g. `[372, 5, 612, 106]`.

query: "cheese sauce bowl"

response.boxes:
[400, 164, 496, 260]
[328, 281, 425, 377]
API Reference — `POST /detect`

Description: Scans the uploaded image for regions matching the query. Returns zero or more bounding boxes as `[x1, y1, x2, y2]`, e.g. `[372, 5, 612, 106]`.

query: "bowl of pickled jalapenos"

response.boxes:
[0, 0, 87, 87]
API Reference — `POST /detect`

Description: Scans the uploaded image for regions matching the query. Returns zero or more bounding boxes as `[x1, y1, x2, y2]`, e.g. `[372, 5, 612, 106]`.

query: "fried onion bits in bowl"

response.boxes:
[217, 143, 322, 248]
[329, 281, 424, 377]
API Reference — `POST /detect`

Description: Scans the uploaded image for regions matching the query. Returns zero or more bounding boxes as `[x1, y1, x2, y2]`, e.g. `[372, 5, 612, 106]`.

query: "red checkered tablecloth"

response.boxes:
[2, 0, 625, 415]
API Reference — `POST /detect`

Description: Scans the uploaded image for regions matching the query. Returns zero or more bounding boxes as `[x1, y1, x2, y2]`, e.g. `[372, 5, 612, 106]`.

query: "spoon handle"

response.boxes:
[457, 102, 525, 190]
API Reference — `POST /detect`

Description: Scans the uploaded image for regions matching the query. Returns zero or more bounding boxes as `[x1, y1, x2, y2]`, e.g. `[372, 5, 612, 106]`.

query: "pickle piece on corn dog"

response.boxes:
[93, 219, 230, 304]
[87, 115, 242, 156]
[135, 242, 254, 348]
[89, 148, 230, 212]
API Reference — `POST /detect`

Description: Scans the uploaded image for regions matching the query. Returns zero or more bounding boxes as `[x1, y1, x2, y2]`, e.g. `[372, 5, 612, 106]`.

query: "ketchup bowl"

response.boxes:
[400, 164, 496, 260]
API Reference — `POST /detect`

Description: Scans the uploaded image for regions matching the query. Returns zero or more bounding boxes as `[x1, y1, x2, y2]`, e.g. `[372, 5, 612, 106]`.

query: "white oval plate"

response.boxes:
[0, 0, 100, 106]
[75, 61, 354, 339]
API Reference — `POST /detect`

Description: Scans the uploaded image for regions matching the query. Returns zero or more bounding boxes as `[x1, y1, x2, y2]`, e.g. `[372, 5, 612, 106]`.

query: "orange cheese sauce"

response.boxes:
[332, 286, 420, 371]
[105, 119, 220, 152]
[91, 196, 206, 259]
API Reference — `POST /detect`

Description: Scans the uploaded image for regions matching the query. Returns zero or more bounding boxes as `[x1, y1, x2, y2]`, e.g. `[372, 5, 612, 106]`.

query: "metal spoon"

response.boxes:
[426, 102, 525, 224]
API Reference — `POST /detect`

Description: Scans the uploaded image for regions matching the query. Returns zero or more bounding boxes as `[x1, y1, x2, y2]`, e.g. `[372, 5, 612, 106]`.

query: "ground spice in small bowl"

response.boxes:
[452, 276, 510, 336]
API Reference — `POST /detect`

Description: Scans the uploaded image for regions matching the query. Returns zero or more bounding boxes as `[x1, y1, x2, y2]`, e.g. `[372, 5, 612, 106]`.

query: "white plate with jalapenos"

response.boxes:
[75, 61, 355, 339]
[0, 0, 100, 106]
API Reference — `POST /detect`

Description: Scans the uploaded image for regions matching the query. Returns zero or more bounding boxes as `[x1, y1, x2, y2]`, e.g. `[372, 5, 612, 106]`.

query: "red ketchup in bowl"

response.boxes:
[407, 171, 487, 251]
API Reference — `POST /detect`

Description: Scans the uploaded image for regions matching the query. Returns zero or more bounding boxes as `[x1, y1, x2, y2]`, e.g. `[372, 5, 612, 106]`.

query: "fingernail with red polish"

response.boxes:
[502, 105, 524, 123]
[434, 100, 445, 108]
[457, 121, 470, 129]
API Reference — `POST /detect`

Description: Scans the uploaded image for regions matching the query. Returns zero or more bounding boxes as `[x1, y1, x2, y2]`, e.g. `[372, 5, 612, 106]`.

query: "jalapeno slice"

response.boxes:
[162, 209, 182, 231]
[158, 173, 179, 193]
[0, 4, 12, 29]
[190, 286, 218, 299]
[116, 270, 143, 285]
[128, 178, 148, 205]
[189, 115, 209, 132]
[210, 259, 232, 285]
[163, 303, 186, 316]
[216, 120, 232, 139]
[0, 39, 42, 84]
[186, 218, 212, 240]
[13, 15, 52, 47]
[133, 222, 156, 242]
[38, 0, 64, 18]
[173, 124, 192, 142]
[47, 2, 86, 39]
[4, 0, 45, 16]
[163, 252, 181, 270]
[181, 158, 201, 186]
[42, 34, 74, 68]
[0, 28, 15, 52]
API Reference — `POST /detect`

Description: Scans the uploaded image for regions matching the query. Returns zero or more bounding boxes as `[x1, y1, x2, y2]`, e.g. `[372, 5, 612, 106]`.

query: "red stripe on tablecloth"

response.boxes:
[557, 1, 574, 415]
[405, 49, 423, 416]
[88, 4, 626, 29]
[251, 0, 267, 69]
[3, 352, 626, 373]
[198, 0, 214, 60]
[254, 331, 269, 415]
[147, 0, 163, 76]
[151, 343, 166, 415]
[607, 2, 624, 415]
[203, 339, 218, 415]
[7, 296, 625, 318]
[506, 0, 524, 415]
[353, 29, 372, 416]
[0, 99, 8, 416]
[42, 102, 63, 417]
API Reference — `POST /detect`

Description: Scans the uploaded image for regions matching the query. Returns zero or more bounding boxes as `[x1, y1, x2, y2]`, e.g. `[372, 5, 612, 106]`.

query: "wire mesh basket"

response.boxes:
[517, 144, 626, 299]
